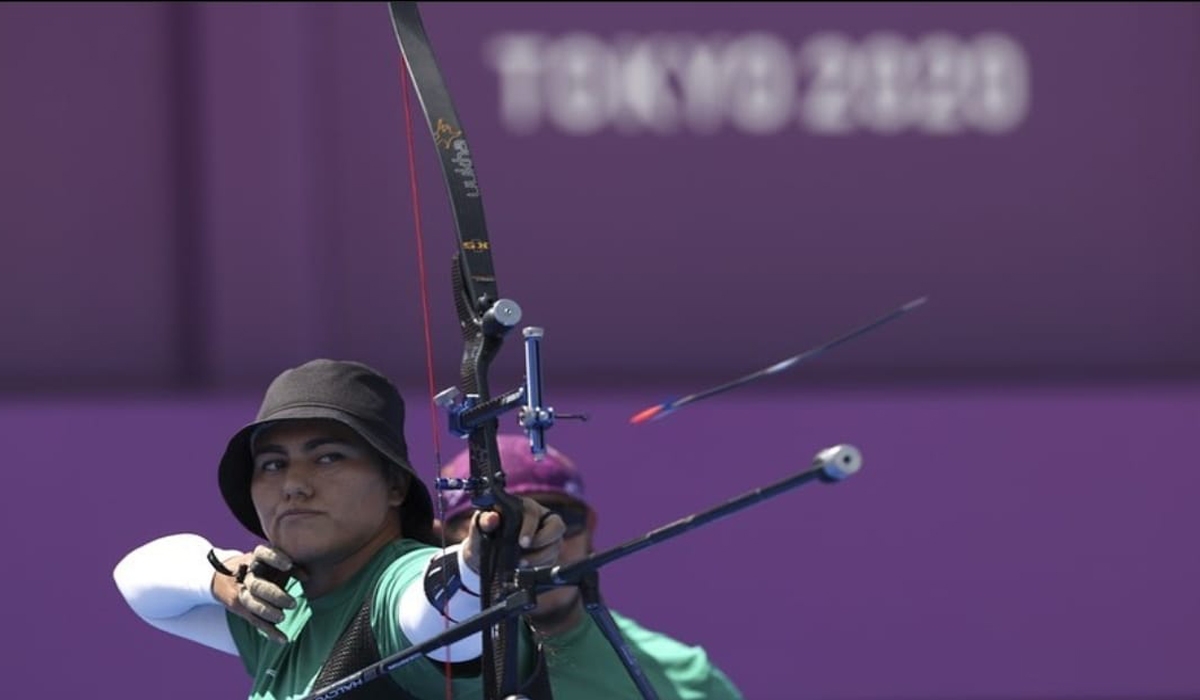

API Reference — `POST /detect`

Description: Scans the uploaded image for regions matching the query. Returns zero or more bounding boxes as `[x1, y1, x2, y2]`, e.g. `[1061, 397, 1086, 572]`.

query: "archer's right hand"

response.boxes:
[211, 545, 299, 645]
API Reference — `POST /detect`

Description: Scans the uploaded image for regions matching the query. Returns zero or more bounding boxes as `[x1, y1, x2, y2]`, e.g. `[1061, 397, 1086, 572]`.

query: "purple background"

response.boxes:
[1, 3, 1197, 699]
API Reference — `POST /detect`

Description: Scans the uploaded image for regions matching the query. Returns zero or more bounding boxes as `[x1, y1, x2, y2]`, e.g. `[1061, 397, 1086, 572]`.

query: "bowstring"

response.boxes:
[398, 54, 455, 700]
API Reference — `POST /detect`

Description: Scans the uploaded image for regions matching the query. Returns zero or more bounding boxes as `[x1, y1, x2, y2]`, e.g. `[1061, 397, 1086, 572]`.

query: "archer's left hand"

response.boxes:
[461, 496, 565, 574]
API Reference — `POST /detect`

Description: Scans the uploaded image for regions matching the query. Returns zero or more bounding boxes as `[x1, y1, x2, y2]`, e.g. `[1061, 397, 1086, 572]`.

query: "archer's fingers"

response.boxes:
[238, 584, 286, 624]
[244, 573, 296, 610]
[474, 510, 501, 536]
[521, 507, 565, 567]
[519, 499, 565, 550]
[519, 539, 562, 569]
[516, 499, 544, 549]
[528, 512, 565, 550]
[252, 544, 294, 572]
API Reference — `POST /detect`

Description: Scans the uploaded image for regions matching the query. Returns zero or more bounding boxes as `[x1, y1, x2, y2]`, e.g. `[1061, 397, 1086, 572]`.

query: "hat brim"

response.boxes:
[217, 405, 434, 542]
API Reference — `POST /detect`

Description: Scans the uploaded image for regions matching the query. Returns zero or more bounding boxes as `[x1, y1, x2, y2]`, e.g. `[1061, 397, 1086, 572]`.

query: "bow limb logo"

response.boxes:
[434, 118, 481, 198]
[433, 118, 462, 149]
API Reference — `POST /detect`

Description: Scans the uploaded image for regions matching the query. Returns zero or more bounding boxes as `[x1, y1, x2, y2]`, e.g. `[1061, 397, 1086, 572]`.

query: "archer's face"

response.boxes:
[249, 419, 404, 568]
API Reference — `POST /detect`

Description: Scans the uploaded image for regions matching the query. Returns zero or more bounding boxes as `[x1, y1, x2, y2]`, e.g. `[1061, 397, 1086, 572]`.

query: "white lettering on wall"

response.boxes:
[486, 31, 1031, 136]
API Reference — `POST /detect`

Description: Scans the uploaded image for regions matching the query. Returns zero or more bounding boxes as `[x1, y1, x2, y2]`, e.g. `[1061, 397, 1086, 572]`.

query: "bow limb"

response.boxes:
[388, 3, 527, 699]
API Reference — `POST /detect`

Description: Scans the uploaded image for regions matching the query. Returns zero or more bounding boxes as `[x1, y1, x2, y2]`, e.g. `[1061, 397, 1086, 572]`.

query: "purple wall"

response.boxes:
[1, 3, 1198, 699]
[1, 3, 1197, 391]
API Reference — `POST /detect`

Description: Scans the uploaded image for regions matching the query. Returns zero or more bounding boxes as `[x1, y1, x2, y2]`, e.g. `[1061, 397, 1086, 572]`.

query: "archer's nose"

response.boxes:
[282, 464, 314, 499]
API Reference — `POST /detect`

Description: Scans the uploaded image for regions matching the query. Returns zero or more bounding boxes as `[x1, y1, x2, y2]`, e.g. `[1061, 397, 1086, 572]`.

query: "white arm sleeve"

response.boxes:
[397, 543, 484, 662]
[112, 533, 242, 656]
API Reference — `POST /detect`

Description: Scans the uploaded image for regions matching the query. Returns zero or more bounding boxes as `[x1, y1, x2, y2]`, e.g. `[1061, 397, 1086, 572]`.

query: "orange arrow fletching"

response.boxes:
[629, 404, 667, 425]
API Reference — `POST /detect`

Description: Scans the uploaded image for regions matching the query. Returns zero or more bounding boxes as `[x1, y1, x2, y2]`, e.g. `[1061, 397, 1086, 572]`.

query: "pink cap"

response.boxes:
[438, 434, 587, 523]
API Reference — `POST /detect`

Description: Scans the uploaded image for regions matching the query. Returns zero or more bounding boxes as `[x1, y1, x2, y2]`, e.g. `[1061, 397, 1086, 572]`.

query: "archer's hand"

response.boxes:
[211, 544, 304, 645]
[462, 497, 565, 574]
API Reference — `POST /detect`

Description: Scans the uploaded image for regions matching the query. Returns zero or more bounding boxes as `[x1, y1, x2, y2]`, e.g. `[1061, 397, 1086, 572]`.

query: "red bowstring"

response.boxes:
[398, 56, 455, 699]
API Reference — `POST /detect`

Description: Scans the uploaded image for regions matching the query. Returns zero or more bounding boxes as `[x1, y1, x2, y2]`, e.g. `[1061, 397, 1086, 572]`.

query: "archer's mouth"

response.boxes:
[277, 510, 322, 525]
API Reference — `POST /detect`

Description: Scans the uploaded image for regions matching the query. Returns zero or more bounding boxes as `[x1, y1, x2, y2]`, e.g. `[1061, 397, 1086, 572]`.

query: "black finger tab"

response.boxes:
[250, 558, 291, 588]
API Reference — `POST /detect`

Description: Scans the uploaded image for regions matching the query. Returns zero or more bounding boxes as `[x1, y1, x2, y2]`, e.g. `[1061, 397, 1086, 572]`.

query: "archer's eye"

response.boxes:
[315, 452, 344, 465]
[255, 458, 285, 473]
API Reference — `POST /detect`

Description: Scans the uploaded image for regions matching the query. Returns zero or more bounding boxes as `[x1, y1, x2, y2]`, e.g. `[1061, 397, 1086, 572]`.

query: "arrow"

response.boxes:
[630, 297, 928, 424]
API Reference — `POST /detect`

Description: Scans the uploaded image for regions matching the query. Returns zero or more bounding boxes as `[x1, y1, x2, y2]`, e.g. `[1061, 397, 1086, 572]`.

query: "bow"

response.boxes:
[388, 3, 540, 698]
[297, 5, 921, 700]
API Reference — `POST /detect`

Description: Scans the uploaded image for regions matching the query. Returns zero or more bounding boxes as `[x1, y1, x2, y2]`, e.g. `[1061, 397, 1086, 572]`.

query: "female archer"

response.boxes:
[113, 358, 564, 699]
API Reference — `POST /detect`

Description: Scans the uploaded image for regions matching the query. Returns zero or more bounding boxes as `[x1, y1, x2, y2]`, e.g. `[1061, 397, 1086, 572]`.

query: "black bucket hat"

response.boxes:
[217, 359, 435, 545]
